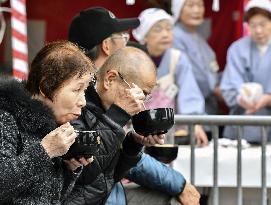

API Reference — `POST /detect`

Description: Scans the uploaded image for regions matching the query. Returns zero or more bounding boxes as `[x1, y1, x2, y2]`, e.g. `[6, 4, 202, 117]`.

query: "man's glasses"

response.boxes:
[117, 71, 152, 105]
[118, 72, 131, 88]
[110, 32, 130, 44]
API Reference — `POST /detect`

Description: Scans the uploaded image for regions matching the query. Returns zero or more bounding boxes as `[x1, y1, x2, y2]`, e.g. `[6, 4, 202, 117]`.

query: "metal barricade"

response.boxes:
[174, 115, 271, 205]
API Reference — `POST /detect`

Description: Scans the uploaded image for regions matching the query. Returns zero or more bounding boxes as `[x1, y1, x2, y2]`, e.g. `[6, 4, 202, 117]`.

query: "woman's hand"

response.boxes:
[64, 157, 94, 171]
[41, 122, 76, 158]
[248, 94, 271, 114]
[237, 96, 255, 114]
[238, 94, 271, 114]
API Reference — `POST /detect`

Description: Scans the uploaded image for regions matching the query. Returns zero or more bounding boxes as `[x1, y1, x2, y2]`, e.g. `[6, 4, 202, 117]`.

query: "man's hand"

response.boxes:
[178, 183, 200, 205]
[115, 83, 145, 116]
[195, 125, 208, 147]
[64, 157, 94, 172]
[131, 131, 165, 147]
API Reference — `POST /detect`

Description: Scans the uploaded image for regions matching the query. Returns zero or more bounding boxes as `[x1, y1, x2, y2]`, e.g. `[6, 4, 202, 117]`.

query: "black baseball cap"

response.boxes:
[68, 7, 140, 50]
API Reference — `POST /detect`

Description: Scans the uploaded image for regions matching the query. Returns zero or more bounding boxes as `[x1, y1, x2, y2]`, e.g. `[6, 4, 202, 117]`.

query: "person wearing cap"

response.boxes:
[171, 0, 220, 132]
[69, 7, 139, 67]
[220, 0, 271, 143]
[133, 8, 208, 146]
[67, 7, 200, 205]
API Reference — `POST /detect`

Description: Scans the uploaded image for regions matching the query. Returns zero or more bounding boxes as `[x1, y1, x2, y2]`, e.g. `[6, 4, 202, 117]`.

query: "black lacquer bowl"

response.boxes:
[132, 108, 174, 136]
[62, 130, 100, 159]
[145, 144, 178, 164]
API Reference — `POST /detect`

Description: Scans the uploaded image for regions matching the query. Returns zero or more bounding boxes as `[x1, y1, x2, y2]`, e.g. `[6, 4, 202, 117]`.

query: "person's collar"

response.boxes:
[94, 52, 108, 68]
[151, 53, 165, 67]
[256, 37, 271, 56]
[85, 84, 105, 111]
[85, 83, 131, 126]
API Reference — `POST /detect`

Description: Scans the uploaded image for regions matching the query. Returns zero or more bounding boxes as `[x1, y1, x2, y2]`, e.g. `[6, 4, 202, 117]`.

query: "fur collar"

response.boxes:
[0, 77, 57, 138]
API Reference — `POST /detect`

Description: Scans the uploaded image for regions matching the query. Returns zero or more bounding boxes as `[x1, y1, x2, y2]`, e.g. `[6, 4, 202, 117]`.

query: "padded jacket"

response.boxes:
[63, 86, 143, 205]
[0, 78, 79, 205]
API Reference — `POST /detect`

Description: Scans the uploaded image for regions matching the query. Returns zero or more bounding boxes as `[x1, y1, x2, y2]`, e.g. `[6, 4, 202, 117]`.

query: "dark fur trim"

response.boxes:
[0, 77, 57, 138]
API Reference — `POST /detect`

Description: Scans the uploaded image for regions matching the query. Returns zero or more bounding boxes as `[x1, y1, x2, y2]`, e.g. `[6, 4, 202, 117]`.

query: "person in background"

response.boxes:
[133, 8, 208, 146]
[220, 0, 271, 143]
[0, 41, 94, 204]
[68, 7, 200, 205]
[171, 0, 220, 139]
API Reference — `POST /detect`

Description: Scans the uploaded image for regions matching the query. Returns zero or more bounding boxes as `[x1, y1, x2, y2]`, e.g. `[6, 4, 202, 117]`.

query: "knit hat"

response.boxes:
[132, 8, 173, 44]
[245, 0, 271, 14]
[171, 0, 186, 23]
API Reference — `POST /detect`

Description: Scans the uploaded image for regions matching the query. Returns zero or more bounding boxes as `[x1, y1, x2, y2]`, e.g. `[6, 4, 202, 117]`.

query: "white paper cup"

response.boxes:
[239, 82, 263, 103]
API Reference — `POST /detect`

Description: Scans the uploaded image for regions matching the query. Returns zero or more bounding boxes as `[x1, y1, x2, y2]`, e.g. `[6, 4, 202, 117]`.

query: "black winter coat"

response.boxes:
[63, 86, 143, 205]
[0, 78, 78, 205]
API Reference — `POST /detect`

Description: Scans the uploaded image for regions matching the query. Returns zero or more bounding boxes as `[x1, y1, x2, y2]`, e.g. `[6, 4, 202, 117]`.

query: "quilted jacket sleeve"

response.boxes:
[126, 153, 186, 196]
[114, 132, 143, 182]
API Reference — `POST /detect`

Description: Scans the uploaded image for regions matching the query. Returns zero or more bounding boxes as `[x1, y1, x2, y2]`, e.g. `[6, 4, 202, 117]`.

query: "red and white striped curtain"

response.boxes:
[10, 0, 28, 80]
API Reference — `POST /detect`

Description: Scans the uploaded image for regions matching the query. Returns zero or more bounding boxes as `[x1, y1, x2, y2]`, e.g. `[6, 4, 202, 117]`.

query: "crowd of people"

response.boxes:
[0, 0, 271, 204]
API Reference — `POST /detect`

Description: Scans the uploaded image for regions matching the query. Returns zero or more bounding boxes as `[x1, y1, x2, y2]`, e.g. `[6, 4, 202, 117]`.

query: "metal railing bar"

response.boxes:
[212, 126, 219, 205]
[189, 125, 195, 185]
[261, 126, 267, 205]
[237, 126, 243, 205]
[175, 115, 271, 126]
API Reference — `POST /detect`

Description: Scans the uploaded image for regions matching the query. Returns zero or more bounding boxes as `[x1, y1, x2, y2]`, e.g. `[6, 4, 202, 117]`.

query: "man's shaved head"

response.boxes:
[98, 46, 156, 86]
